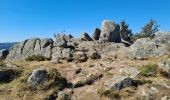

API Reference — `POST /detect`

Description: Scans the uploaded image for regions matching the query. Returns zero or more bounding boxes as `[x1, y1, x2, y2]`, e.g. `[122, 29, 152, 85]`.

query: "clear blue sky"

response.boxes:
[0, 0, 170, 42]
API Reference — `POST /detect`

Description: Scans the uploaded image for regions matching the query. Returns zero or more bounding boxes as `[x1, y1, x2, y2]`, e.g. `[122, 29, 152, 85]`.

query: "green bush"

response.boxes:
[137, 19, 159, 39]
[25, 55, 50, 61]
[45, 68, 67, 90]
[140, 63, 158, 77]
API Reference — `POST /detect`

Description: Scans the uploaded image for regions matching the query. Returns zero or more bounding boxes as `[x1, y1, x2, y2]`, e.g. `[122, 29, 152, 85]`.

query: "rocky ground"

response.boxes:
[0, 20, 170, 100]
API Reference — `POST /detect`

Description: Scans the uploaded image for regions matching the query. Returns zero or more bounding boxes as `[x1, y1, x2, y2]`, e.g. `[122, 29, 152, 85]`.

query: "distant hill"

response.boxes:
[0, 42, 18, 50]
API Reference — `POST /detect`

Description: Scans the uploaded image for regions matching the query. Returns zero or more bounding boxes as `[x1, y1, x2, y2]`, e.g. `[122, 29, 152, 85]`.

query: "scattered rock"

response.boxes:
[139, 86, 159, 100]
[108, 66, 140, 78]
[92, 28, 101, 40]
[104, 76, 140, 90]
[158, 58, 170, 77]
[80, 32, 93, 41]
[161, 96, 170, 100]
[88, 50, 100, 59]
[27, 68, 47, 86]
[73, 72, 103, 88]
[99, 20, 121, 43]
[0, 49, 9, 61]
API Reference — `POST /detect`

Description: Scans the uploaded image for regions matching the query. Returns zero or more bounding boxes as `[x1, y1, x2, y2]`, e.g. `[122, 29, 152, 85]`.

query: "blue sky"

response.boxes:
[0, 0, 170, 42]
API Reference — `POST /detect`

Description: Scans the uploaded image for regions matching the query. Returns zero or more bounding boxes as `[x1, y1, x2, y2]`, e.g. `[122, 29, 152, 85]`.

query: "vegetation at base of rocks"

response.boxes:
[136, 19, 159, 39]
[120, 20, 133, 43]
[97, 87, 136, 99]
[0, 61, 6, 67]
[73, 73, 102, 88]
[9, 67, 68, 99]
[18, 68, 67, 91]
[45, 68, 68, 90]
[25, 55, 50, 61]
[139, 63, 158, 77]
[0, 68, 22, 83]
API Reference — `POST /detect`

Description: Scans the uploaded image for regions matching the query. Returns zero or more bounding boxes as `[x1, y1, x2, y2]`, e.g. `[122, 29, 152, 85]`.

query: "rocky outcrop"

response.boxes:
[99, 20, 121, 43]
[0, 49, 9, 61]
[127, 38, 167, 59]
[92, 28, 101, 40]
[80, 32, 93, 41]
[6, 38, 53, 61]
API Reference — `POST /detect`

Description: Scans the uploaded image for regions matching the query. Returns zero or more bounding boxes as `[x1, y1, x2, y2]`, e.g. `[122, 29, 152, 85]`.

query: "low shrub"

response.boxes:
[140, 63, 158, 77]
[97, 88, 121, 99]
[25, 55, 50, 61]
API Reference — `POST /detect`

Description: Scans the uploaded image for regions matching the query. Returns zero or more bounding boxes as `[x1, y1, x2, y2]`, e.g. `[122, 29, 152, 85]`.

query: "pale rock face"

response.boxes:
[27, 68, 47, 85]
[127, 38, 167, 59]
[99, 20, 121, 43]
[158, 58, 170, 77]
[6, 38, 53, 61]
[104, 76, 140, 90]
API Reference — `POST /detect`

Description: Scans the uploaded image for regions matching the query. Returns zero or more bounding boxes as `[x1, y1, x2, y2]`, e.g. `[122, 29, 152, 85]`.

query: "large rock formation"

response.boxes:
[99, 20, 121, 43]
[6, 38, 53, 61]
[0, 49, 9, 61]
[127, 33, 170, 59]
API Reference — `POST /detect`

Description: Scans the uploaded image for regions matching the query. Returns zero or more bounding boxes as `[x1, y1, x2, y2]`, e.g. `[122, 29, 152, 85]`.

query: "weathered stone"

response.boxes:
[27, 68, 47, 85]
[108, 66, 140, 78]
[0, 49, 9, 61]
[104, 76, 140, 90]
[52, 47, 63, 61]
[7, 38, 53, 61]
[88, 50, 100, 59]
[80, 32, 93, 41]
[62, 48, 74, 61]
[92, 28, 101, 40]
[99, 20, 121, 43]
[127, 38, 167, 59]
[158, 58, 170, 77]
[73, 51, 87, 62]
[52, 47, 74, 61]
